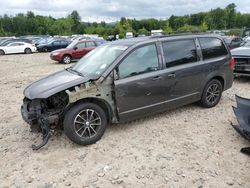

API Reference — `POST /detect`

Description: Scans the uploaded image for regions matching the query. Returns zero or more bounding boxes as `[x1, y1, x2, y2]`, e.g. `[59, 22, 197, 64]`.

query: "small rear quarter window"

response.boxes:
[199, 37, 228, 60]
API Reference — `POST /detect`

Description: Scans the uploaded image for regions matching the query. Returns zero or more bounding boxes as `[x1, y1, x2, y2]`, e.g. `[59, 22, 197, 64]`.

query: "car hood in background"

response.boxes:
[51, 48, 73, 54]
[231, 47, 250, 57]
[24, 70, 90, 99]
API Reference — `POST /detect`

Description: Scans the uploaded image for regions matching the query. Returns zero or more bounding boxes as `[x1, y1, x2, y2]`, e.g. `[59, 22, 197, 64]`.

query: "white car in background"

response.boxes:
[0, 42, 36, 55]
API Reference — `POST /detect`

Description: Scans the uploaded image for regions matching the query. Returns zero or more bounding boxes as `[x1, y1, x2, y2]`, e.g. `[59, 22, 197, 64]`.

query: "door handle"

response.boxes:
[168, 73, 176, 79]
[152, 76, 162, 81]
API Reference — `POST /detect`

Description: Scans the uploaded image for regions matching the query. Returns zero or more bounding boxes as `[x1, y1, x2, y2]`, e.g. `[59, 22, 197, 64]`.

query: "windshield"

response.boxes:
[66, 40, 78, 49]
[72, 44, 128, 78]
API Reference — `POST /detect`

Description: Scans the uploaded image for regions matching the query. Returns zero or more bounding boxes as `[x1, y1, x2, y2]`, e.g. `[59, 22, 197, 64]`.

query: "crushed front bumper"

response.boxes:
[21, 98, 41, 132]
[21, 98, 51, 150]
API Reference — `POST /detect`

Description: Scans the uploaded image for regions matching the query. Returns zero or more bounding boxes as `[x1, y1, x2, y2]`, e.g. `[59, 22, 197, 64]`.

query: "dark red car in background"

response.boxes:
[50, 39, 106, 64]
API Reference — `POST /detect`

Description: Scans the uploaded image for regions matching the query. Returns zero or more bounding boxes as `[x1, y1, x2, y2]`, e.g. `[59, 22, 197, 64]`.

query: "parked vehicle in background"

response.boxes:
[231, 41, 250, 76]
[21, 34, 234, 148]
[0, 42, 36, 55]
[0, 38, 32, 46]
[50, 40, 102, 64]
[36, 38, 69, 52]
[242, 28, 250, 38]
[34, 37, 52, 47]
[223, 36, 243, 49]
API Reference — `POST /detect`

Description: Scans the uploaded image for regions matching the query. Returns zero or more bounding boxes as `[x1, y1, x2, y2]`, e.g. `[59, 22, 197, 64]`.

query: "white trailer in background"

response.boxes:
[151, 30, 163, 36]
[125, 32, 133, 39]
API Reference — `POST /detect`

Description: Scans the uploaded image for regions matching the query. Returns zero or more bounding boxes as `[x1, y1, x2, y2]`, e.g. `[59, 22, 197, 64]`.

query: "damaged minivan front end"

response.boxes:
[21, 74, 116, 150]
[21, 43, 127, 150]
[21, 91, 69, 149]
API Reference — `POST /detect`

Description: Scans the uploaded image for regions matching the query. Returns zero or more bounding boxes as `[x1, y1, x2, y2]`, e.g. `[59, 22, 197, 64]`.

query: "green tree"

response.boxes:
[226, 3, 237, 29]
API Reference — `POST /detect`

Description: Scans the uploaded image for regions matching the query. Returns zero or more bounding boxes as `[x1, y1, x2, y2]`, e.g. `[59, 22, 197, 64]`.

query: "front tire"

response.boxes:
[63, 103, 107, 145]
[200, 79, 223, 108]
[24, 48, 32, 54]
[62, 55, 72, 64]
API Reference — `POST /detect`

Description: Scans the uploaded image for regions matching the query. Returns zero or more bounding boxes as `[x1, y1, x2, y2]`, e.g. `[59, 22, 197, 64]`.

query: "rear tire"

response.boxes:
[63, 103, 107, 145]
[62, 55, 72, 64]
[0, 50, 5, 55]
[200, 79, 223, 108]
[24, 48, 32, 54]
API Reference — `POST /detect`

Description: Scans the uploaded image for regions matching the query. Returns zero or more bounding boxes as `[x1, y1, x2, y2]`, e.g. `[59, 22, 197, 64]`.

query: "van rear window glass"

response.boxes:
[162, 39, 197, 68]
[199, 38, 228, 60]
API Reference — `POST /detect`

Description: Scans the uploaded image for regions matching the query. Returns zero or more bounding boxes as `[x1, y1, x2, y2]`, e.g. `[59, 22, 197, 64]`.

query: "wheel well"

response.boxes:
[211, 76, 225, 90]
[64, 98, 113, 123]
[24, 47, 31, 51]
[0, 49, 5, 54]
[63, 54, 72, 59]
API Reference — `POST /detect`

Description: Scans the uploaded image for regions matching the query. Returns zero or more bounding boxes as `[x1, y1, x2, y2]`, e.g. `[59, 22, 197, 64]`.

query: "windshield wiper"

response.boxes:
[66, 67, 85, 77]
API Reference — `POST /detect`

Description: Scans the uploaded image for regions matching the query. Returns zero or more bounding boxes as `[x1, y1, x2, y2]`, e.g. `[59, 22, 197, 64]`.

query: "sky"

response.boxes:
[0, 0, 249, 22]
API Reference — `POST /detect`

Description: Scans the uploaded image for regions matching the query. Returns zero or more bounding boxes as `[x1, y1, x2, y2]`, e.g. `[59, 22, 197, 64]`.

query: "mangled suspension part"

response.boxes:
[26, 99, 52, 150]
[31, 115, 50, 150]
[232, 95, 250, 155]
[66, 76, 118, 122]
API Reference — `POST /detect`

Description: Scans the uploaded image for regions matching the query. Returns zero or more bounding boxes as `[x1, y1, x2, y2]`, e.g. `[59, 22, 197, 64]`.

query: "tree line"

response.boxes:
[0, 3, 249, 38]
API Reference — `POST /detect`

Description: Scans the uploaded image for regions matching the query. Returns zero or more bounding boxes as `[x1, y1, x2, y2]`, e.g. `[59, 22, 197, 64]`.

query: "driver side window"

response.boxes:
[118, 44, 159, 79]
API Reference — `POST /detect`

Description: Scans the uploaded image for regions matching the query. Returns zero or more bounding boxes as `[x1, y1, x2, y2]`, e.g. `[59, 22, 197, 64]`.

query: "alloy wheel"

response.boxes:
[63, 56, 71, 64]
[206, 83, 220, 105]
[73, 109, 102, 138]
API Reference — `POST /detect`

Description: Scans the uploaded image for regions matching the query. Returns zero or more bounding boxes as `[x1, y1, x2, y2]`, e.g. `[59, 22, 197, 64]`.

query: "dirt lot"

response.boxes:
[0, 53, 249, 188]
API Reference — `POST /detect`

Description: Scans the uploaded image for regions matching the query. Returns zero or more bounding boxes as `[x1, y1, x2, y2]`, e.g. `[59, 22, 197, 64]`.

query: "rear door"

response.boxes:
[198, 37, 230, 87]
[160, 39, 204, 105]
[114, 43, 169, 120]
[51, 41, 61, 51]
[85, 41, 96, 53]
[61, 40, 69, 48]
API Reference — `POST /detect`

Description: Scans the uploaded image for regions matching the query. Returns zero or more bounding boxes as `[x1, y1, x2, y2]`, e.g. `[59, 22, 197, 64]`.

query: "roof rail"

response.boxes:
[149, 32, 217, 39]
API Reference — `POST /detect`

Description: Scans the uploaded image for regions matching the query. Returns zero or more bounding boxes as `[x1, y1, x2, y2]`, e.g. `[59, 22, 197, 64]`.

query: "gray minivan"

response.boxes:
[21, 35, 234, 149]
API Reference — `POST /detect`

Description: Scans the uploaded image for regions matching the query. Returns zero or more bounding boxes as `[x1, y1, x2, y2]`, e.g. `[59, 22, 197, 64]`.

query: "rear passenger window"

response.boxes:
[162, 40, 197, 68]
[86, 42, 96, 47]
[199, 38, 228, 60]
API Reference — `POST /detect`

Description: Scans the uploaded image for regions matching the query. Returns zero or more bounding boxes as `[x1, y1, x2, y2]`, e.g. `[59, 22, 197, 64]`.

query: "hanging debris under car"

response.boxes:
[232, 95, 250, 155]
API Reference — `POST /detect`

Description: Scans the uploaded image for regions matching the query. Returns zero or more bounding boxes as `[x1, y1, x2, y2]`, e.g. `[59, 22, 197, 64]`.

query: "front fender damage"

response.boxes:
[22, 76, 117, 150]
[66, 77, 117, 122]
[231, 95, 250, 155]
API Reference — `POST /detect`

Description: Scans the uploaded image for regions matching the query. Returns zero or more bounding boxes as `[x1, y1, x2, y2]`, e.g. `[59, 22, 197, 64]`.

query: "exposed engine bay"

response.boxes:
[21, 92, 69, 150]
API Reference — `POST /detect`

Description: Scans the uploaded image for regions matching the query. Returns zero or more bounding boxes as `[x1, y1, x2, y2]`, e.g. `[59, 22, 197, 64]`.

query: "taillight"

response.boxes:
[230, 57, 235, 71]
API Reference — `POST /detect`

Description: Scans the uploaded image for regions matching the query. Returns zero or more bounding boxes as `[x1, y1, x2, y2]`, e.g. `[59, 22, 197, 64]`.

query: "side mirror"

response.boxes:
[73, 46, 78, 50]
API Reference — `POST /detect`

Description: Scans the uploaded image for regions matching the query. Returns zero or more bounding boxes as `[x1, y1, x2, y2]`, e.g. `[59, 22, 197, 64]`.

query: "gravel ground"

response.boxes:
[0, 53, 249, 188]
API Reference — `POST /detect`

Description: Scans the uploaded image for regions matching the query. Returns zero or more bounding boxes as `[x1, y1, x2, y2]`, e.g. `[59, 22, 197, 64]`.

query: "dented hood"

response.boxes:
[24, 70, 90, 99]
